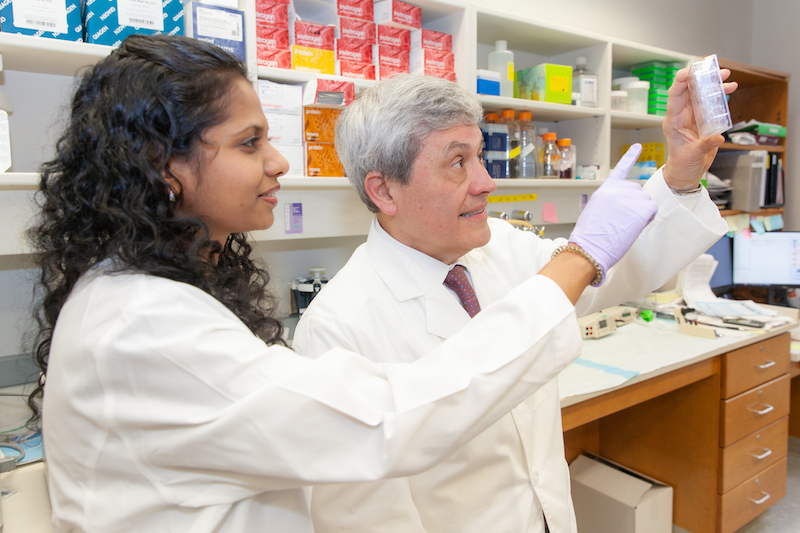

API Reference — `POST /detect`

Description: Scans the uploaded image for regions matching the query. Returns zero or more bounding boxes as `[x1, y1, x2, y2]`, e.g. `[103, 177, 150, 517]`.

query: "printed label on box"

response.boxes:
[196, 5, 243, 41]
[378, 44, 409, 69]
[337, 16, 375, 43]
[336, 0, 372, 22]
[294, 21, 335, 51]
[255, 0, 288, 28]
[257, 24, 289, 49]
[411, 28, 451, 51]
[377, 24, 410, 49]
[336, 60, 375, 80]
[285, 203, 303, 234]
[292, 45, 335, 75]
[117, 0, 162, 31]
[12, 0, 68, 33]
[336, 38, 373, 63]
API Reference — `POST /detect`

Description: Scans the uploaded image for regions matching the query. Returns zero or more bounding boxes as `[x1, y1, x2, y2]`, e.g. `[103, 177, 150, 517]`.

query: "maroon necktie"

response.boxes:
[444, 265, 481, 318]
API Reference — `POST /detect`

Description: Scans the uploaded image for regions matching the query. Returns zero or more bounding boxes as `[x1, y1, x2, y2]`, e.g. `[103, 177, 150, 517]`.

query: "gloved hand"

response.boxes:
[568, 144, 657, 286]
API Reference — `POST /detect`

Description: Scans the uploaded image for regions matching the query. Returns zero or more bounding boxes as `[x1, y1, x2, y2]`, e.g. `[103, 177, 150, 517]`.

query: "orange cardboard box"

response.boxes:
[306, 142, 345, 177]
[304, 107, 341, 143]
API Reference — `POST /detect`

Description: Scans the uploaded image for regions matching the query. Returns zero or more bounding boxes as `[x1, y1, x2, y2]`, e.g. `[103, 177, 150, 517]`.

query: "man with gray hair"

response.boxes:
[293, 73, 732, 533]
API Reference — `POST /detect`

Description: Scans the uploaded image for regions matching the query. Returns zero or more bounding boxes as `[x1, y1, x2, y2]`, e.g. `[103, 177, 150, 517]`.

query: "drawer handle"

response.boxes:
[748, 403, 774, 416]
[749, 447, 773, 460]
[749, 491, 771, 505]
[755, 360, 775, 369]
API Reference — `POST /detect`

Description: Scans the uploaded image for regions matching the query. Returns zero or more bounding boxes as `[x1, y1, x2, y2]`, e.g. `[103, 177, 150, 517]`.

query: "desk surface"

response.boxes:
[1, 461, 51, 533]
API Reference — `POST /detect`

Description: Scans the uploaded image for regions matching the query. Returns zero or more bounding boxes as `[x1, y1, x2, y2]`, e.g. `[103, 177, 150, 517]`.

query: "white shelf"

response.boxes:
[478, 95, 605, 121]
[610, 110, 665, 130]
[0, 33, 111, 76]
[0, 173, 39, 190]
[257, 67, 378, 90]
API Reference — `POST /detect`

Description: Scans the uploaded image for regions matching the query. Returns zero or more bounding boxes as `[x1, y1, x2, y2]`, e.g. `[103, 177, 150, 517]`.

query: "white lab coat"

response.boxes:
[43, 256, 590, 532]
[292, 170, 729, 533]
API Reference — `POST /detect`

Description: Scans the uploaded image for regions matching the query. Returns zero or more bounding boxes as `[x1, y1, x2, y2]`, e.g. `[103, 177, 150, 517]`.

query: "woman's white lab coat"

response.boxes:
[42, 262, 584, 532]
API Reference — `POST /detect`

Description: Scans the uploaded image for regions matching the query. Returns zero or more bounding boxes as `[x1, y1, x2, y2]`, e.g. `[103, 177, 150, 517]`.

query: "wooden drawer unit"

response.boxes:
[721, 333, 790, 399]
[718, 457, 787, 533]
[720, 374, 790, 447]
[718, 416, 788, 493]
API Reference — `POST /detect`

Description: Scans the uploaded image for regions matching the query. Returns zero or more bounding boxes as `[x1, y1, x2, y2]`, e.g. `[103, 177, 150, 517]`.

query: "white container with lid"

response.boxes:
[623, 81, 650, 114]
[610, 90, 628, 111]
[612, 77, 639, 90]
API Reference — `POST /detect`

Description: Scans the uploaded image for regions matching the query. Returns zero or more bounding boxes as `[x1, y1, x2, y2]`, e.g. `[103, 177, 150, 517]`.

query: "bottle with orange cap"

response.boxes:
[541, 132, 560, 178]
[499, 109, 520, 178]
[517, 111, 537, 178]
[482, 112, 510, 179]
[557, 138, 573, 179]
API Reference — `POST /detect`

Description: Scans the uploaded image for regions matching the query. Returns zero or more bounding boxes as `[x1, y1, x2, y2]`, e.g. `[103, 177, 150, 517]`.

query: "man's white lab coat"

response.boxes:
[293, 170, 729, 533]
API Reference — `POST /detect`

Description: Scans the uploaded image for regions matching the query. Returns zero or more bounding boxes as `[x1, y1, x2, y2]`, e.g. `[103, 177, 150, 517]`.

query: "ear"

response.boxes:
[161, 157, 188, 197]
[364, 171, 398, 216]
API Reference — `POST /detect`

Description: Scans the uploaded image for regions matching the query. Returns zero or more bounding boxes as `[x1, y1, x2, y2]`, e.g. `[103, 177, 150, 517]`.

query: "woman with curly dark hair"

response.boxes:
[25, 34, 619, 532]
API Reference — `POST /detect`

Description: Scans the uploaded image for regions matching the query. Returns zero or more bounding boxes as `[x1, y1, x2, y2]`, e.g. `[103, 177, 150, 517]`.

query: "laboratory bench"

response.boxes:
[3, 322, 799, 533]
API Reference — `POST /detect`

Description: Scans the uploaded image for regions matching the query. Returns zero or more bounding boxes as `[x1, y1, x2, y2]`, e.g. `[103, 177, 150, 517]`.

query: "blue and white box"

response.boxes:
[84, 0, 184, 47]
[185, 1, 245, 63]
[0, 0, 83, 42]
[477, 69, 500, 96]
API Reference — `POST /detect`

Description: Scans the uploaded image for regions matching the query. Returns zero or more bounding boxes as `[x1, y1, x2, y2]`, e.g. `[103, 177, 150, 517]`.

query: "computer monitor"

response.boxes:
[732, 231, 800, 286]
[705, 235, 733, 294]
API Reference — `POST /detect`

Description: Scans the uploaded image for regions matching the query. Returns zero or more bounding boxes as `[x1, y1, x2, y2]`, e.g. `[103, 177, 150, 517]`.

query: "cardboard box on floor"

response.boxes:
[569, 452, 673, 533]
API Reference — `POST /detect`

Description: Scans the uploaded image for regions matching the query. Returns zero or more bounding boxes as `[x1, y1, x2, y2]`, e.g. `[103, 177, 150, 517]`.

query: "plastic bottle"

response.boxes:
[557, 138, 573, 179]
[517, 111, 537, 178]
[482, 112, 510, 179]
[488, 40, 515, 98]
[572, 57, 598, 108]
[499, 109, 520, 177]
[541, 132, 560, 178]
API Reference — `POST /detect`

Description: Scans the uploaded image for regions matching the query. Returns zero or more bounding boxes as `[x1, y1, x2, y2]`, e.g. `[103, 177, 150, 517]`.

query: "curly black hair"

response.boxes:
[26, 34, 285, 424]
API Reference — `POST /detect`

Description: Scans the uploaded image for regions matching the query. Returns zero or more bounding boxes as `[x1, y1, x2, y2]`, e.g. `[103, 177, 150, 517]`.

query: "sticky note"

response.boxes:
[743, 227, 752, 238]
[769, 214, 784, 231]
[724, 213, 749, 233]
[750, 218, 765, 234]
[542, 202, 558, 223]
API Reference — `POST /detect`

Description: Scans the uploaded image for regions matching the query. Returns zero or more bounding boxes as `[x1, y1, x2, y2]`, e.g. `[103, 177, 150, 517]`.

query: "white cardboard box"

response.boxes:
[569, 453, 673, 533]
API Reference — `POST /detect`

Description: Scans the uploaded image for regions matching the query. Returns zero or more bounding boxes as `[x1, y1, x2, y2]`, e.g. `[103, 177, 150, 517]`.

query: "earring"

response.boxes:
[168, 189, 176, 203]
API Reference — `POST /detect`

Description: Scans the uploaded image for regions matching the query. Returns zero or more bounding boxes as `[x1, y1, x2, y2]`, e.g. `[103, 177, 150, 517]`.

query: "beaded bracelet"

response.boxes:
[551, 244, 604, 287]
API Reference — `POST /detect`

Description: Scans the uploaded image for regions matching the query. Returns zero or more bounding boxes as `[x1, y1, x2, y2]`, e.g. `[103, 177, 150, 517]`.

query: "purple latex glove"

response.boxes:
[568, 144, 657, 286]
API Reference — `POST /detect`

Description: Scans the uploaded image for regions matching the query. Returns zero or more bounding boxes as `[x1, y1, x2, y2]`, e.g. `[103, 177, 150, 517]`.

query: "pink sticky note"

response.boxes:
[743, 227, 752, 238]
[542, 202, 559, 223]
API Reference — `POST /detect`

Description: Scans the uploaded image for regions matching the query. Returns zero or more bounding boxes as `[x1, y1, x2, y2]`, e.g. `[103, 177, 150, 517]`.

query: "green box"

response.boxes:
[728, 122, 787, 137]
[517, 63, 573, 105]
[631, 60, 667, 72]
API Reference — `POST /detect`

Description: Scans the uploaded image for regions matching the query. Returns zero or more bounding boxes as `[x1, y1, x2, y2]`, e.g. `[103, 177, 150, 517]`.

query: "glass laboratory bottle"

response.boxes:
[500, 109, 520, 178]
[517, 111, 537, 178]
[488, 40, 514, 98]
[540, 132, 560, 178]
[557, 138, 573, 179]
[573, 57, 598, 107]
[483, 113, 510, 179]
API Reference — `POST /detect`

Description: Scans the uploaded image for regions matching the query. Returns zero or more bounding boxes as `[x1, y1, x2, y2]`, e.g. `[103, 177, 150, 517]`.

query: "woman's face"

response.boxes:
[169, 77, 289, 243]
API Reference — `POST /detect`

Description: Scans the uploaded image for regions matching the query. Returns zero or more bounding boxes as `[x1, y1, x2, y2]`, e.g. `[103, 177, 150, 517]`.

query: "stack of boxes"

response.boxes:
[335, 0, 377, 80]
[630, 61, 683, 116]
[289, 3, 337, 74]
[304, 106, 344, 176]
[256, 0, 291, 69]
[410, 29, 455, 81]
[375, 0, 420, 80]
[0, 0, 83, 41]
[258, 80, 304, 176]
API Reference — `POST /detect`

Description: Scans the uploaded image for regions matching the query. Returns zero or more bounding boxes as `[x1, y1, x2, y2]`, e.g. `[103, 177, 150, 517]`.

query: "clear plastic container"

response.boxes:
[517, 111, 537, 178]
[488, 40, 515, 98]
[688, 54, 732, 137]
[610, 90, 627, 111]
[500, 109, 520, 178]
[623, 80, 650, 114]
[540, 132, 560, 178]
[573, 57, 598, 107]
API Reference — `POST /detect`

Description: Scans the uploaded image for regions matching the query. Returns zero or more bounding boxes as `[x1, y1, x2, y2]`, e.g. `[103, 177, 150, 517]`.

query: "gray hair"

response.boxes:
[335, 74, 484, 213]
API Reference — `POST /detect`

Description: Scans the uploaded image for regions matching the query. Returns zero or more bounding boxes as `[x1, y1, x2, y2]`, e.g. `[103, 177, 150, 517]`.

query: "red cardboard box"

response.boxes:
[255, 0, 289, 29]
[257, 47, 292, 69]
[374, 0, 421, 30]
[411, 28, 452, 51]
[336, 0, 373, 22]
[422, 67, 456, 82]
[377, 44, 410, 70]
[410, 48, 454, 72]
[335, 39, 374, 64]
[377, 25, 410, 49]
[293, 20, 336, 51]
[336, 60, 376, 80]
[257, 24, 290, 50]
[377, 64, 409, 80]
[336, 16, 376, 43]
[304, 79, 356, 107]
